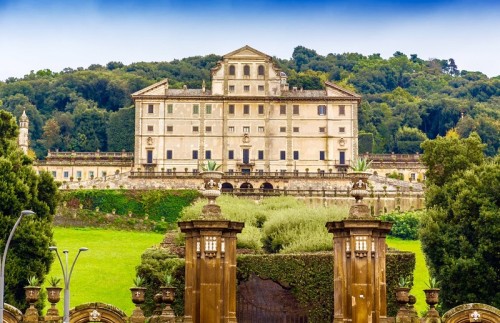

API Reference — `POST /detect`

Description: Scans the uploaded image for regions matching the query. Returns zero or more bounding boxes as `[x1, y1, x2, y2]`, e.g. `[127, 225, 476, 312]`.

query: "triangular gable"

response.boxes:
[132, 79, 169, 96]
[325, 81, 361, 98]
[223, 45, 271, 60]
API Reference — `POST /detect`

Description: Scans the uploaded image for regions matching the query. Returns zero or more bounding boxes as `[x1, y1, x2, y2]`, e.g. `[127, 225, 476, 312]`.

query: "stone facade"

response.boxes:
[132, 45, 361, 174]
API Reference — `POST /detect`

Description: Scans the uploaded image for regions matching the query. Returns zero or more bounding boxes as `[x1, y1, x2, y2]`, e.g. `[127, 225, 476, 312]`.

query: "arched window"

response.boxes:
[243, 65, 250, 76]
[258, 65, 265, 76]
[229, 65, 235, 75]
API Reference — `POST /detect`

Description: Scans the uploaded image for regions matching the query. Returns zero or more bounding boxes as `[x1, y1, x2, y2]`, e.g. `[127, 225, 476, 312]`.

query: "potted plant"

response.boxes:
[46, 276, 62, 317]
[25, 275, 41, 305]
[349, 157, 373, 203]
[424, 277, 440, 311]
[200, 160, 223, 201]
[395, 276, 411, 305]
[160, 272, 176, 319]
[130, 275, 147, 305]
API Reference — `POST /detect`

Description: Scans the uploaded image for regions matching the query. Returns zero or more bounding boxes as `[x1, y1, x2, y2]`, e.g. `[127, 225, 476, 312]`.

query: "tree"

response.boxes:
[107, 106, 135, 151]
[395, 126, 428, 153]
[420, 134, 499, 311]
[0, 110, 58, 311]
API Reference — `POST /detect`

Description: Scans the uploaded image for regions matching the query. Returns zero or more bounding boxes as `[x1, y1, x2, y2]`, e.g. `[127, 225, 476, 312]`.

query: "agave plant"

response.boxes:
[398, 275, 411, 288]
[132, 275, 145, 287]
[48, 276, 61, 287]
[163, 273, 174, 287]
[425, 277, 439, 289]
[350, 157, 373, 172]
[202, 160, 222, 172]
[27, 275, 40, 287]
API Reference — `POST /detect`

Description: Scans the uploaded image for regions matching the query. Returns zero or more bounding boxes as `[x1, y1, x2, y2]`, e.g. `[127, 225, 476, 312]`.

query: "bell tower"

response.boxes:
[18, 110, 29, 154]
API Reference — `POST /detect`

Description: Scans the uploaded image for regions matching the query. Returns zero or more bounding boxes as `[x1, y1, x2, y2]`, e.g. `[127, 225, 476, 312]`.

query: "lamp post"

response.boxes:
[49, 246, 88, 323]
[0, 210, 36, 323]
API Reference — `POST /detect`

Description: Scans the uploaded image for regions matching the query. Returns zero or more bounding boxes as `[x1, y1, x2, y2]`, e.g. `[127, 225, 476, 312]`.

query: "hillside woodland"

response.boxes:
[0, 47, 498, 158]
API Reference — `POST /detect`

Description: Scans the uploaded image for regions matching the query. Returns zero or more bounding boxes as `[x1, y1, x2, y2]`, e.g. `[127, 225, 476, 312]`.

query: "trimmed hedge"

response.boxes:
[61, 189, 200, 221]
[381, 211, 423, 240]
[136, 249, 415, 321]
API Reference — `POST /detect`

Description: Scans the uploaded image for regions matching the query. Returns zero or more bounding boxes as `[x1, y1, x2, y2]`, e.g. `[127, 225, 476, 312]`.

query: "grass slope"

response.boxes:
[47, 227, 163, 315]
[387, 237, 430, 315]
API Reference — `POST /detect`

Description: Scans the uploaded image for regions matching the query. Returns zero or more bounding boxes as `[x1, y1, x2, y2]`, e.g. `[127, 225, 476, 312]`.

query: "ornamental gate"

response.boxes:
[236, 275, 308, 323]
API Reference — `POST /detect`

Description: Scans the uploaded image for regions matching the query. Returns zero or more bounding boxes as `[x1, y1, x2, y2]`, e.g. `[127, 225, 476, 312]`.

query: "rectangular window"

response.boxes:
[243, 126, 250, 133]
[205, 150, 211, 159]
[166, 126, 173, 132]
[318, 105, 327, 115]
[205, 104, 212, 114]
[280, 105, 286, 115]
[293, 105, 299, 115]
[89, 171, 94, 178]
[280, 127, 286, 133]
[243, 105, 250, 115]
[193, 104, 199, 114]
[147, 125, 154, 132]
[166, 150, 173, 159]
[229, 104, 235, 114]
[339, 127, 345, 133]
[319, 127, 326, 133]
[293, 151, 299, 160]
[192, 150, 198, 160]
[228, 126, 235, 132]
[51, 171, 57, 178]
[192, 126, 199, 132]
[258, 85, 264, 91]
[320, 151, 325, 160]
[258, 126, 264, 133]
[244, 85, 250, 92]
[148, 104, 154, 113]
[102, 171, 107, 177]
[258, 150, 264, 160]
[280, 151, 286, 160]
[147, 150, 153, 164]
[167, 104, 173, 114]
[258, 105, 264, 114]
[339, 105, 345, 116]
[411, 173, 416, 181]
[293, 127, 299, 133]
[205, 126, 212, 132]
[339, 151, 345, 164]
[76, 171, 82, 179]
[228, 150, 234, 160]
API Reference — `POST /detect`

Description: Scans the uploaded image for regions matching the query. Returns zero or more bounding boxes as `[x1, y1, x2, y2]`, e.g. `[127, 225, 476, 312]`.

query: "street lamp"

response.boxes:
[0, 210, 36, 323]
[49, 246, 88, 323]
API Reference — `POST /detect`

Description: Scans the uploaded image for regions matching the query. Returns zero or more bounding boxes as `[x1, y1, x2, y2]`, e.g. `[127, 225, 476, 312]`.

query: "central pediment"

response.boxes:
[223, 45, 271, 61]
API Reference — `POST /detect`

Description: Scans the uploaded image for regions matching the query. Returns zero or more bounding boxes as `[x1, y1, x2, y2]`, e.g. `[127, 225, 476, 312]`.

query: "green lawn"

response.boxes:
[47, 227, 164, 316]
[387, 237, 430, 315]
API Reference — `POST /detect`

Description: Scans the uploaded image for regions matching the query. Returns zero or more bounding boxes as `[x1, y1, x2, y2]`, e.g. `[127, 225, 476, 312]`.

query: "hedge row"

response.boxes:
[136, 249, 415, 321]
[61, 189, 200, 221]
[381, 210, 423, 240]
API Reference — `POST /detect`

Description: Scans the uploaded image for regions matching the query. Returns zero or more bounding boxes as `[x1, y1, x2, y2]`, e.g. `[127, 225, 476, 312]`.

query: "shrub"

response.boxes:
[381, 211, 423, 240]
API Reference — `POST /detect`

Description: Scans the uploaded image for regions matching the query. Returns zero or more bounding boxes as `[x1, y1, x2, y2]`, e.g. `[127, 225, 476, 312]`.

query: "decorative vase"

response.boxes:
[424, 288, 441, 320]
[200, 171, 223, 219]
[24, 286, 41, 304]
[395, 287, 410, 308]
[46, 287, 62, 318]
[130, 287, 147, 305]
[160, 286, 176, 319]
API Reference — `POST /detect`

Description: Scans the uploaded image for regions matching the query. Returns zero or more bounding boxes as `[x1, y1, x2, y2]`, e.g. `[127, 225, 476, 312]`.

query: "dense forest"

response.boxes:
[0, 46, 498, 159]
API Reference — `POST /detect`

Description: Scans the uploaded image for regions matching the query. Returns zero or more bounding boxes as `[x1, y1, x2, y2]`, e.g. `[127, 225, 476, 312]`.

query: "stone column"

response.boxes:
[326, 172, 392, 323]
[179, 170, 244, 323]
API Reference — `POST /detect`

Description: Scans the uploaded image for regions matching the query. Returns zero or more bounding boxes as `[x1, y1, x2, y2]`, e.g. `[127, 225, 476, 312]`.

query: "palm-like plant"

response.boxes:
[48, 276, 61, 287]
[132, 275, 145, 287]
[202, 160, 222, 171]
[27, 275, 40, 287]
[425, 277, 439, 289]
[398, 275, 411, 288]
[350, 157, 373, 172]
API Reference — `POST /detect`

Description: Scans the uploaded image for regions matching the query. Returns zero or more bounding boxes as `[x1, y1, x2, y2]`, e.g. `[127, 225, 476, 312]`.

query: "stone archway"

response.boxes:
[70, 302, 128, 323]
[240, 182, 253, 193]
[2, 304, 23, 323]
[221, 182, 234, 192]
[259, 182, 273, 192]
[442, 303, 500, 323]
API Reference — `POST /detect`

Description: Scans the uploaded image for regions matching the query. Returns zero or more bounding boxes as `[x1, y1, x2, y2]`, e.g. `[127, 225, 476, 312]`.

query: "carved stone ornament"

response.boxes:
[339, 138, 346, 147]
[147, 137, 153, 145]
[242, 133, 250, 143]
[89, 309, 102, 322]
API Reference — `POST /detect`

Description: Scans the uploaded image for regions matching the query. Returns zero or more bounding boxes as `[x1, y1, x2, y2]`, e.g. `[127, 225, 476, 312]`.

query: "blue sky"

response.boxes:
[1, 0, 499, 81]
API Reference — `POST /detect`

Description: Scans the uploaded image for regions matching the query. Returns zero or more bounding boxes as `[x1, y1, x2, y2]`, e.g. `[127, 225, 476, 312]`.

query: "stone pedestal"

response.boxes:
[326, 171, 392, 323]
[179, 220, 244, 323]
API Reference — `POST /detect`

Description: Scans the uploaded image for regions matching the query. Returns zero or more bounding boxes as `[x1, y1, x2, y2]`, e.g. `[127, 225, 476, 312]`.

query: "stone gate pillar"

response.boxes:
[179, 170, 244, 323]
[326, 172, 392, 323]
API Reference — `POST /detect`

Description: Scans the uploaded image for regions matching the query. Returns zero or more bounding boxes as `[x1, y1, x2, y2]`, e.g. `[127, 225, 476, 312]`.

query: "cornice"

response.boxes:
[133, 95, 361, 103]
